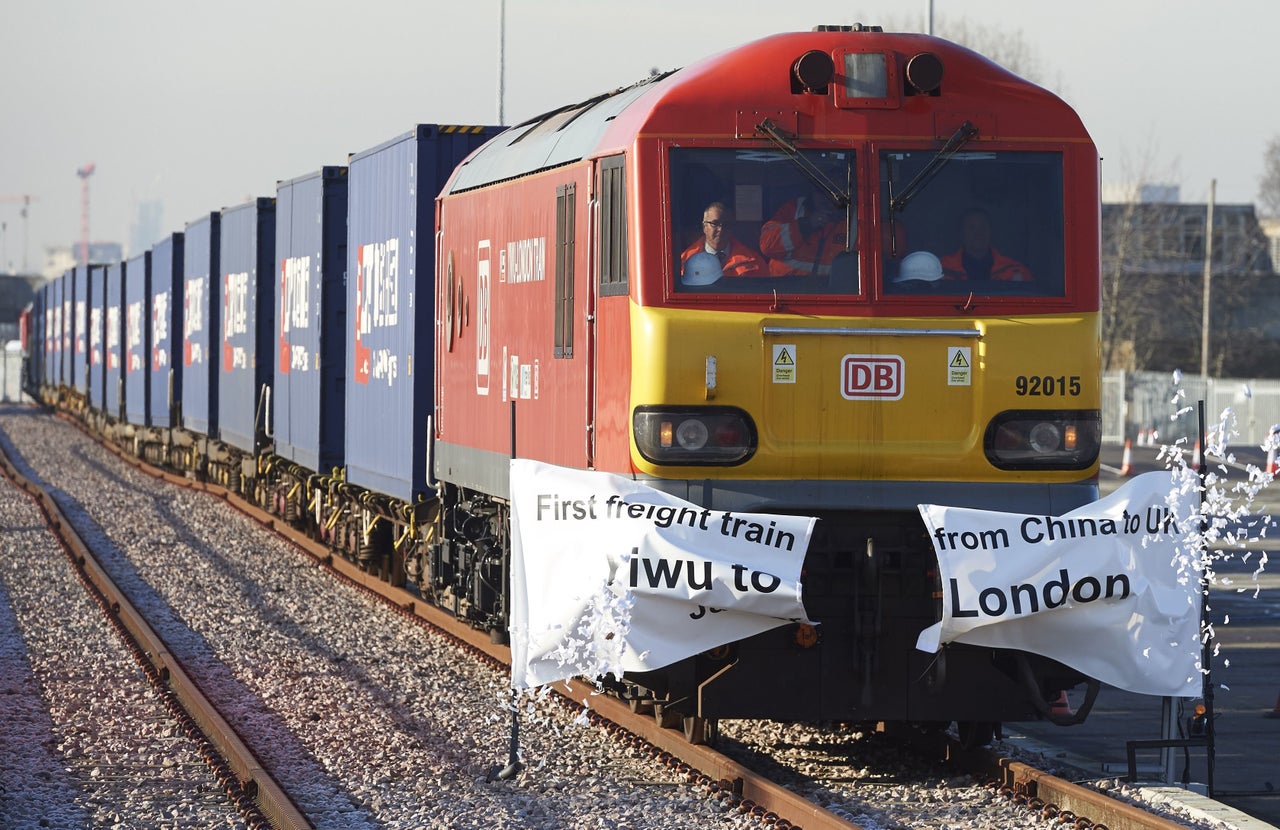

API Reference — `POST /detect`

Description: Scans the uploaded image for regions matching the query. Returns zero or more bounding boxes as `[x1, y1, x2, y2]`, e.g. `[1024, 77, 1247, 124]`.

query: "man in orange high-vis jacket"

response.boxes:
[940, 208, 1033, 282]
[758, 193, 848, 277]
[680, 202, 768, 278]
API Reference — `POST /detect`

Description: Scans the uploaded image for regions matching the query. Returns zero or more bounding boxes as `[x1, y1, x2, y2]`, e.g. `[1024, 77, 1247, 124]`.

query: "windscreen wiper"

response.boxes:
[756, 118, 850, 209]
[889, 120, 978, 214]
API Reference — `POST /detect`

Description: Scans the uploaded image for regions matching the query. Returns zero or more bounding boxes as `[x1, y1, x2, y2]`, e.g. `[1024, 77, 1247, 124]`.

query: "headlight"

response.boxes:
[1027, 422, 1062, 453]
[633, 406, 757, 466]
[985, 410, 1100, 470]
[674, 418, 710, 450]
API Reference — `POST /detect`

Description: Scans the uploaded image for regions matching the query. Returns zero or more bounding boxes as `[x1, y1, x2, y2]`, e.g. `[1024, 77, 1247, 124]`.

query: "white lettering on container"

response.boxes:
[282, 256, 310, 333]
[127, 300, 143, 373]
[106, 305, 120, 370]
[152, 291, 169, 371]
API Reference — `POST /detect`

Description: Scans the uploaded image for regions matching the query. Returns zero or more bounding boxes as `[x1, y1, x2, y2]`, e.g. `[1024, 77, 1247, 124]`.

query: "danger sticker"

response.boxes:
[947, 346, 971, 386]
[773, 344, 796, 384]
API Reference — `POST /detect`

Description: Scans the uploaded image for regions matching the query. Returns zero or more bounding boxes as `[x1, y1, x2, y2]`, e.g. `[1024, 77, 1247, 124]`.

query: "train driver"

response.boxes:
[940, 208, 1033, 282]
[758, 191, 849, 277]
[680, 202, 768, 278]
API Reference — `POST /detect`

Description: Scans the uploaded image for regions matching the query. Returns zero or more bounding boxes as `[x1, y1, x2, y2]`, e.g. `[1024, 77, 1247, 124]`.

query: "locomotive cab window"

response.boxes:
[880, 149, 1065, 298]
[669, 147, 858, 295]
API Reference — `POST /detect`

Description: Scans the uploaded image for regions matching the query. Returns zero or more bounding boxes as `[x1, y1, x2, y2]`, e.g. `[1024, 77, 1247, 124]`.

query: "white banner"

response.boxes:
[508, 460, 815, 689]
[916, 471, 1202, 697]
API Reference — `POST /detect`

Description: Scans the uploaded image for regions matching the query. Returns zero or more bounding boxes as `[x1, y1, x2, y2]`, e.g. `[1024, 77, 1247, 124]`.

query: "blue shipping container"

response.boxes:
[71, 265, 90, 394]
[124, 251, 151, 426]
[89, 267, 105, 409]
[275, 167, 347, 473]
[59, 269, 73, 388]
[345, 124, 501, 502]
[149, 233, 184, 428]
[29, 284, 43, 389]
[48, 272, 63, 389]
[104, 262, 125, 419]
[41, 279, 54, 387]
[44, 279, 54, 387]
[217, 198, 275, 454]
[27, 285, 44, 394]
[182, 213, 221, 437]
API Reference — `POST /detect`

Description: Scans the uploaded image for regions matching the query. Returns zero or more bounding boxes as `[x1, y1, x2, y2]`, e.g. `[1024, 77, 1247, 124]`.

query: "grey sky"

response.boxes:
[1, 0, 1276, 272]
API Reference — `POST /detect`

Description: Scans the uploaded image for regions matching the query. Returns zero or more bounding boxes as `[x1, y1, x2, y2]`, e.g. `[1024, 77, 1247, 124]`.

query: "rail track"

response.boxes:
[66, 416, 862, 829]
[0, 418, 308, 829]
[0, 405, 1231, 830]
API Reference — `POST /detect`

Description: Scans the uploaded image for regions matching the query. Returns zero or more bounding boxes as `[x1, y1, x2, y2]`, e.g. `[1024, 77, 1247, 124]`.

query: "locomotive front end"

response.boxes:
[613, 27, 1103, 733]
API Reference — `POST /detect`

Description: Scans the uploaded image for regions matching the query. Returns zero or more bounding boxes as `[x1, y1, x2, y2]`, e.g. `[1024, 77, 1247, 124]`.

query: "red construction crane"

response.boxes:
[77, 163, 96, 264]
[0, 193, 37, 272]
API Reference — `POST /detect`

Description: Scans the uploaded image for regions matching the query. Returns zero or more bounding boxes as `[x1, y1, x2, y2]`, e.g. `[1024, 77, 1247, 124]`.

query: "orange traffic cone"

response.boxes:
[1267, 445, 1277, 475]
[1119, 439, 1133, 476]
[1191, 439, 1202, 471]
[1051, 691, 1073, 717]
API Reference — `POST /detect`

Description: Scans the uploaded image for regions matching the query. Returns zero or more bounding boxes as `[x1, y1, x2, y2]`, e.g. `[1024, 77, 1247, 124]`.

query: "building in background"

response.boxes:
[1101, 186, 1278, 377]
[1261, 217, 1280, 274]
[130, 200, 163, 257]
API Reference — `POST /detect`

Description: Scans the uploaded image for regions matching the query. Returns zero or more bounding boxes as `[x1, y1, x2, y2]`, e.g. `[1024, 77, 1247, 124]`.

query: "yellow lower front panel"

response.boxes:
[628, 305, 1100, 483]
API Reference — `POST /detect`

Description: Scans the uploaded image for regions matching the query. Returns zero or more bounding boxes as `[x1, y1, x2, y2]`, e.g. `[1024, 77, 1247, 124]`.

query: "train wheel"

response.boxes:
[652, 703, 681, 730]
[628, 695, 654, 716]
[358, 523, 390, 569]
[956, 721, 996, 750]
[388, 542, 407, 589]
[682, 715, 717, 746]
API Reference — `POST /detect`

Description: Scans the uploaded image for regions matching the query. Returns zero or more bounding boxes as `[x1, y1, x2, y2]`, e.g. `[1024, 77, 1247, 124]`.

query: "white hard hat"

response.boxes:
[894, 251, 943, 282]
[682, 251, 723, 286]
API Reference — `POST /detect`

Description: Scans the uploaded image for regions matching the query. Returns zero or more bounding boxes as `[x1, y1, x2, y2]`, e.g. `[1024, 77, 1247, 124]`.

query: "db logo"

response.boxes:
[841, 354, 904, 400]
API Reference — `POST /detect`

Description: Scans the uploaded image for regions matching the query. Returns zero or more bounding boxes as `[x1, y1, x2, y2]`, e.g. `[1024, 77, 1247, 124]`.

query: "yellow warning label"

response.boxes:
[949, 350, 969, 368]
[773, 344, 796, 384]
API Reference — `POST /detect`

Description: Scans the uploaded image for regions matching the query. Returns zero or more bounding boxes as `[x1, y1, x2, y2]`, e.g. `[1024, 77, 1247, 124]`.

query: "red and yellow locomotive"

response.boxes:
[22, 24, 1103, 741]
[432, 25, 1102, 735]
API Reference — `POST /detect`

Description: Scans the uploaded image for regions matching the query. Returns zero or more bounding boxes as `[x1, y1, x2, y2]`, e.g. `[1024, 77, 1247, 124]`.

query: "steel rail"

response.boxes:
[0, 430, 312, 830]
[989, 755, 1200, 830]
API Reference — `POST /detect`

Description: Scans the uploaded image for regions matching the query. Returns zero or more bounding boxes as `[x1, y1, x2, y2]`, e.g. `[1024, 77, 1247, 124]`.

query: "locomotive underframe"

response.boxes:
[621, 508, 1091, 726]
[253, 464, 508, 633]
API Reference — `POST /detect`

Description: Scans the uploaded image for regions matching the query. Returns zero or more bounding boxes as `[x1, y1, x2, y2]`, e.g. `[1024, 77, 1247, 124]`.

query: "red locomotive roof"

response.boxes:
[605, 29, 1090, 145]
[446, 28, 1093, 196]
